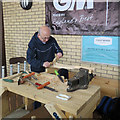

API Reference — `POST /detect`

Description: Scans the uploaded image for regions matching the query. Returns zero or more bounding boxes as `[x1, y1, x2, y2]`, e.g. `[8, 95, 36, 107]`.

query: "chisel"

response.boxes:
[54, 70, 64, 83]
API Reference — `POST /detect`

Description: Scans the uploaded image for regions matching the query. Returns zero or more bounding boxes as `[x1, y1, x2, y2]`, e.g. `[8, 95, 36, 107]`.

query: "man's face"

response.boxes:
[39, 31, 50, 43]
[40, 35, 50, 43]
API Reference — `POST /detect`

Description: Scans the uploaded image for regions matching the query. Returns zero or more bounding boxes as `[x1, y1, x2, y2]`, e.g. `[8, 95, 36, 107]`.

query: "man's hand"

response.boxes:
[56, 52, 62, 59]
[43, 61, 50, 68]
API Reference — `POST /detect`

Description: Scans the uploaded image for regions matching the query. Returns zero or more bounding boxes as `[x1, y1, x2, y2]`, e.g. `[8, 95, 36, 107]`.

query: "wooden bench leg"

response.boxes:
[24, 97, 28, 110]
[45, 103, 67, 119]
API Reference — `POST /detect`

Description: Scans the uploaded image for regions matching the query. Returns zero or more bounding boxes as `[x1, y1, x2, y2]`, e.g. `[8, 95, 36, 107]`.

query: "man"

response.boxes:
[26, 26, 63, 109]
[27, 26, 63, 73]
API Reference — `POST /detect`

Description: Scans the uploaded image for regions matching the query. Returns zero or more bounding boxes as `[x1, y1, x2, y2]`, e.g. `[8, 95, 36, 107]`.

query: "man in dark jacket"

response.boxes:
[27, 26, 63, 73]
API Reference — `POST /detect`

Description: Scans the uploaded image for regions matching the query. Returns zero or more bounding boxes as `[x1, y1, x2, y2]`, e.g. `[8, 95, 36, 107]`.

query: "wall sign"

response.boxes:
[20, 0, 32, 10]
[82, 36, 120, 65]
[45, 1, 119, 36]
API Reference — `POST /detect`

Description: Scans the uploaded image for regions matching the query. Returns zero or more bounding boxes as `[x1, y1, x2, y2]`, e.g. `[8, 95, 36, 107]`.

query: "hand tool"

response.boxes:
[19, 72, 50, 89]
[18, 72, 35, 85]
[56, 94, 71, 100]
[67, 68, 95, 92]
[24, 71, 38, 80]
[2, 79, 14, 83]
[30, 72, 38, 80]
[18, 76, 25, 85]
[3, 72, 23, 81]
[22, 77, 50, 89]
[46, 56, 59, 73]
[24, 78, 38, 88]
[22, 72, 35, 79]
[31, 75, 38, 80]
[54, 70, 64, 83]
[35, 83, 58, 92]
[50, 56, 59, 65]
[37, 81, 50, 89]
[21, 76, 50, 89]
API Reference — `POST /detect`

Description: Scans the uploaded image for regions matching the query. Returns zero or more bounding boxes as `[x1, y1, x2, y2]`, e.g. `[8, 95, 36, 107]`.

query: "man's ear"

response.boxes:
[38, 33, 40, 39]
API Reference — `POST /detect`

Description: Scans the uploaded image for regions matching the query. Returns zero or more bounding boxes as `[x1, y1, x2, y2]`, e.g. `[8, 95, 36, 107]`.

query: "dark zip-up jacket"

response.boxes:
[27, 32, 63, 73]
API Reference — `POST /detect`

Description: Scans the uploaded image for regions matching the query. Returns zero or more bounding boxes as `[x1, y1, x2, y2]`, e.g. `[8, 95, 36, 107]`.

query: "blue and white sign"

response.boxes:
[82, 36, 120, 65]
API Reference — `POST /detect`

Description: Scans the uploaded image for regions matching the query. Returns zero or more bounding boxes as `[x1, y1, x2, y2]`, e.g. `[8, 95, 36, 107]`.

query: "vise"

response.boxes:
[67, 68, 95, 92]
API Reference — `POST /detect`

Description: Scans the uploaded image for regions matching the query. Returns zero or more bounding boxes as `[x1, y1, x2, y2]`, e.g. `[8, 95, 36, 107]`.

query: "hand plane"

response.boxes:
[67, 68, 95, 92]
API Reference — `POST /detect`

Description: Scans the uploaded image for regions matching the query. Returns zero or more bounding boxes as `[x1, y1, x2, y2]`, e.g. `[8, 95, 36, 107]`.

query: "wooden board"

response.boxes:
[1, 91, 10, 118]
[0, 72, 100, 117]
[90, 76, 119, 98]
[50, 63, 94, 73]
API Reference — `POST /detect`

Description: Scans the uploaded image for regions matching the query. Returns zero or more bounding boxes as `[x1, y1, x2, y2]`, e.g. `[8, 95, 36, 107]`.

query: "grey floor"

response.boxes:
[2, 108, 29, 119]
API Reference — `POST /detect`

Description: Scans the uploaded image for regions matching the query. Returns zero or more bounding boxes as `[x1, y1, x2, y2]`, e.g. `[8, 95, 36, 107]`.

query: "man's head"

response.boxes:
[38, 26, 51, 43]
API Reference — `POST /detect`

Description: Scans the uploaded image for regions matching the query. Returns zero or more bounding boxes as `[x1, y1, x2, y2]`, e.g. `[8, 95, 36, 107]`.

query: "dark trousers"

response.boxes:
[33, 101, 41, 109]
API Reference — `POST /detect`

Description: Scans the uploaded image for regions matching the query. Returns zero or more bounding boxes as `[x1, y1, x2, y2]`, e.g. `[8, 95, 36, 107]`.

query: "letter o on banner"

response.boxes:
[20, 0, 32, 10]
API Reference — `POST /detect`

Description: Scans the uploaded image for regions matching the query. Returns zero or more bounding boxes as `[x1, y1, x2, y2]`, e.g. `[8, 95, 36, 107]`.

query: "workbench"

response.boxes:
[0, 72, 100, 119]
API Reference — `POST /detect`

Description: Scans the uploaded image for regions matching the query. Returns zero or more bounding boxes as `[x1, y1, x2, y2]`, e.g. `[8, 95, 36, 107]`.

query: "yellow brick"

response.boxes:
[66, 45, 76, 48]
[101, 74, 113, 79]
[94, 72, 101, 76]
[69, 59, 76, 62]
[67, 52, 76, 55]
[96, 69, 107, 74]
[114, 67, 120, 72]
[107, 71, 119, 76]
[102, 66, 113, 70]
[63, 61, 71, 65]
[76, 60, 81, 63]
[90, 64, 102, 69]
[112, 75, 119, 80]
[71, 49, 80, 52]
[71, 42, 81, 45]
[72, 56, 80, 59]
[64, 55, 71, 59]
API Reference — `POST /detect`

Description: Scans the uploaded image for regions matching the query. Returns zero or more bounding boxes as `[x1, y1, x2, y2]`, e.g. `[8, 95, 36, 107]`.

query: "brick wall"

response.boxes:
[2, 1, 120, 80]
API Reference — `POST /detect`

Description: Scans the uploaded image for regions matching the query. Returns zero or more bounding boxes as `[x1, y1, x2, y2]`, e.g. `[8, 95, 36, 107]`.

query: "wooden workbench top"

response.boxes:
[0, 72, 100, 116]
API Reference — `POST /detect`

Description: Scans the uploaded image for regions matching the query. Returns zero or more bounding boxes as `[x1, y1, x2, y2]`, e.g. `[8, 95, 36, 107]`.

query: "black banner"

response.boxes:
[45, 1, 119, 36]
